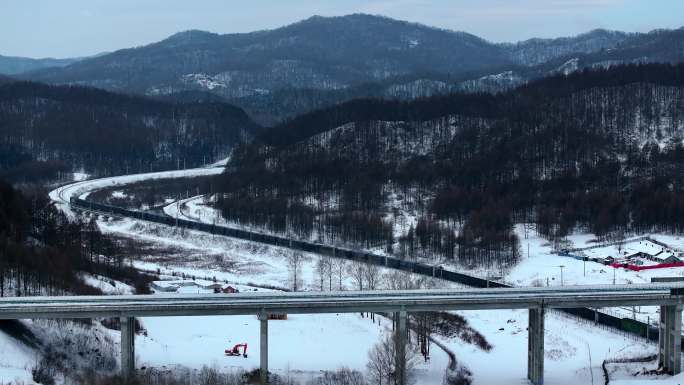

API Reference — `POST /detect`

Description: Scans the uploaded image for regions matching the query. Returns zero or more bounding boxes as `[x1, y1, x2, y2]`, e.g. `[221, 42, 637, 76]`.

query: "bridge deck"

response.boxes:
[1, 283, 684, 319]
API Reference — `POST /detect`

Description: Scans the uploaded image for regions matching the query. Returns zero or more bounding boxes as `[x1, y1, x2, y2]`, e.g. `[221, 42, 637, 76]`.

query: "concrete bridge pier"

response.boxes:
[259, 312, 269, 384]
[528, 308, 545, 385]
[395, 311, 407, 385]
[120, 317, 135, 380]
[659, 305, 682, 374]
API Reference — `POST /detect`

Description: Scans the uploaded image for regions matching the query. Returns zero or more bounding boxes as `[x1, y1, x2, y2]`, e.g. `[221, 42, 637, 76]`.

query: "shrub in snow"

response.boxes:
[307, 368, 366, 385]
[32, 358, 56, 385]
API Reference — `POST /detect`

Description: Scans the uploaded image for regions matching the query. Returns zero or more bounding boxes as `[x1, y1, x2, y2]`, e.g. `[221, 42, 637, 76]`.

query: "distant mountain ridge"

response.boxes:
[0, 54, 80, 75]
[18, 14, 684, 124]
[502, 29, 632, 65]
[24, 14, 509, 92]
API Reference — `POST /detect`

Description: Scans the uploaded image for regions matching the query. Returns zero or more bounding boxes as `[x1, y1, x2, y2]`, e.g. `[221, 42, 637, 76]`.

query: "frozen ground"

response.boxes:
[81, 273, 135, 295]
[134, 312, 448, 384]
[444, 308, 658, 385]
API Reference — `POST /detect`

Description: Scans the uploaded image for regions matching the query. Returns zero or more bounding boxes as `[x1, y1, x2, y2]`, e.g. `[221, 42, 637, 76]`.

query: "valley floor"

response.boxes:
[2, 167, 681, 384]
[97, 216, 667, 385]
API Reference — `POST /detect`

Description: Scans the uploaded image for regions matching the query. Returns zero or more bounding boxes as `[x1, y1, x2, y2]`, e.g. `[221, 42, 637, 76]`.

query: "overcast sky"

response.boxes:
[2, 0, 683, 58]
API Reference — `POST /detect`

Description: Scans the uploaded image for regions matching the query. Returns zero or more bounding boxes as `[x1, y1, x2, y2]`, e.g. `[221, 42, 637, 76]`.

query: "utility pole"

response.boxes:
[587, 342, 594, 385]
[175, 193, 180, 228]
[559, 265, 565, 286]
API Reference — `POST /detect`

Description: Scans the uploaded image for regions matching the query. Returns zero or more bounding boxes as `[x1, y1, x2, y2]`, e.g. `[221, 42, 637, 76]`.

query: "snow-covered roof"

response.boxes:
[583, 240, 667, 259]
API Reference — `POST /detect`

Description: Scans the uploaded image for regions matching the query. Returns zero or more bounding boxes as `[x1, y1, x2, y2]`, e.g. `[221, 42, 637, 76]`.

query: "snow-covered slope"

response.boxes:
[0, 330, 37, 384]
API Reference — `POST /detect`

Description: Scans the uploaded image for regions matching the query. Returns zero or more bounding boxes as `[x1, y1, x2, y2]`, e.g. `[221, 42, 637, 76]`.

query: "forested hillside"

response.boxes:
[215, 64, 684, 269]
[0, 181, 152, 297]
[0, 82, 257, 182]
[503, 29, 632, 66]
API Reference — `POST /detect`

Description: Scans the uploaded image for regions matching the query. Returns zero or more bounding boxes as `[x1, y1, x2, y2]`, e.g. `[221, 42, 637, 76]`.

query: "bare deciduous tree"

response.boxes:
[316, 256, 333, 291]
[331, 259, 347, 290]
[307, 367, 366, 385]
[350, 261, 366, 291]
[366, 332, 419, 385]
[364, 264, 382, 291]
[383, 271, 438, 291]
[287, 251, 304, 292]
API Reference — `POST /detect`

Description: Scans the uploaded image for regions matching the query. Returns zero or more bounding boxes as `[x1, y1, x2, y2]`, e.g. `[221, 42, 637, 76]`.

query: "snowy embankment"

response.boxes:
[162, 194, 297, 236]
[0, 331, 37, 384]
[81, 273, 135, 295]
[448, 309, 655, 385]
[613, 373, 684, 384]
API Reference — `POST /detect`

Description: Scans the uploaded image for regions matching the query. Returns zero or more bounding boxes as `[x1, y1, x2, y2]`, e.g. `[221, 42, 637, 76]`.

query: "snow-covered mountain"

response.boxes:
[502, 29, 632, 66]
[17, 15, 684, 124]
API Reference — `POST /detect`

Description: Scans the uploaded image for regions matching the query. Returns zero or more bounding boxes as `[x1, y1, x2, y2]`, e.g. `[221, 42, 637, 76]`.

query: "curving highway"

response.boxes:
[50, 166, 224, 209]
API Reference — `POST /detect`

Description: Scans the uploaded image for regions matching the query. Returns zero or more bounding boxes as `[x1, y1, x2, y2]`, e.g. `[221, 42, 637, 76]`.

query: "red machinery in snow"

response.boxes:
[225, 343, 248, 358]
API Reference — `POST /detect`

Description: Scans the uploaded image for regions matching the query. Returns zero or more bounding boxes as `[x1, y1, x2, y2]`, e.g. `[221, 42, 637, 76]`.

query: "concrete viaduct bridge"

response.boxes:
[2, 284, 684, 385]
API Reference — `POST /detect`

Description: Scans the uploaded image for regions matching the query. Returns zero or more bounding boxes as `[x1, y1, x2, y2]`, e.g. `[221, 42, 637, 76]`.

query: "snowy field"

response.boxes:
[497, 227, 684, 327]
[101, 217, 422, 292]
[134, 313, 449, 384]
[132, 307, 660, 385]
[81, 272, 135, 295]
[507, 228, 684, 288]
[443, 309, 657, 385]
